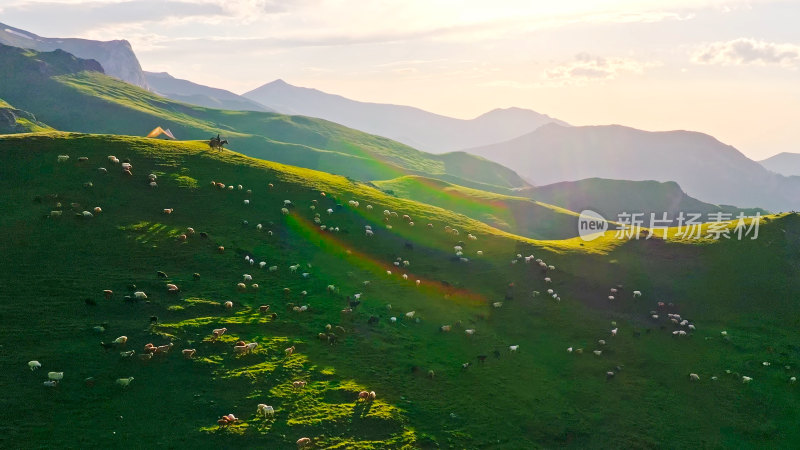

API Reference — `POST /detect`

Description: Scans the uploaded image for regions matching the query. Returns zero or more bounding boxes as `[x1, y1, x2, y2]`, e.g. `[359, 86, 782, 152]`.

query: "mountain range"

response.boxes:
[144, 71, 274, 113]
[467, 123, 800, 211]
[0, 43, 526, 192]
[759, 152, 800, 177]
[0, 21, 147, 89]
[243, 79, 568, 153]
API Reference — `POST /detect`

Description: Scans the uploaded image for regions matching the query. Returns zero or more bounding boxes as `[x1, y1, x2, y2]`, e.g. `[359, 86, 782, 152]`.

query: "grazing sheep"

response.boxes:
[28, 360, 42, 371]
[116, 377, 134, 387]
[182, 349, 196, 359]
[611, 328, 618, 336]
[113, 336, 128, 345]
[103, 289, 114, 299]
[43, 381, 58, 387]
[405, 311, 416, 319]
[285, 345, 296, 356]
[281, 207, 289, 215]
[98, 167, 108, 174]
[492, 302, 503, 308]
[742, 376, 752, 383]
[633, 290, 642, 297]
[690, 373, 700, 381]
[297, 437, 312, 448]
[608, 296, 615, 301]
[48, 372, 64, 381]
[224, 300, 234, 309]
[257, 404, 275, 418]
[244, 199, 250, 205]
[243, 274, 253, 281]
[57, 155, 70, 162]
[211, 327, 228, 340]
[292, 380, 307, 389]
[166, 284, 179, 292]
[120, 350, 135, 358]
[593, 350, 602, 356]
[465, 329, 476, 335]
[428, 370, 435, 379]
[509, 345, 519, 352]
[544, 277, 551, 283]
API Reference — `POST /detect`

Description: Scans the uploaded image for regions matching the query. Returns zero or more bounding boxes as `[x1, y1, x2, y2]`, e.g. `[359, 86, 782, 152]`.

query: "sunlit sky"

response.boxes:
[2, 0, 798, 159]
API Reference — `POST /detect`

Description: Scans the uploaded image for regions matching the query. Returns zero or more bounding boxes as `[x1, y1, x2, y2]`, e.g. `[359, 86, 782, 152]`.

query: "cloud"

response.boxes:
[692, 38, 800, 67]
[543, 53, 660, 85]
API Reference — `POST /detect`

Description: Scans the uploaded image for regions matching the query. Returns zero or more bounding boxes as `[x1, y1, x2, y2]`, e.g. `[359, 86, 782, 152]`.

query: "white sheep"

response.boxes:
[269, 265, 278, 272]
[509, 345, 519, 352]
[116, 377, 135, 387]
[243, 274, 253, 281]
[633, 290, 642, 298]
[48, 371, 64, 381]
[257, 404, 275, 418]
[281, 208, 289, 215]
[134, 291, 148, 300]
[57, 155, 70, 162]
[259, 261, 267, 268]
[405, 311, 415, 319]
[28, 360, 42, 371]
[244, 199, 250, 205]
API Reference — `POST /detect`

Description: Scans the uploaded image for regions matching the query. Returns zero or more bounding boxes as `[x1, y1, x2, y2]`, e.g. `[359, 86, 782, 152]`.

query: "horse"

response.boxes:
[209, 134, 228, 151]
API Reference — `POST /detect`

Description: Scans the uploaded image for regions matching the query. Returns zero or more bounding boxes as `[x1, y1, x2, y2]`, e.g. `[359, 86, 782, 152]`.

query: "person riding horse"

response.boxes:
[209, 134, 228, 151]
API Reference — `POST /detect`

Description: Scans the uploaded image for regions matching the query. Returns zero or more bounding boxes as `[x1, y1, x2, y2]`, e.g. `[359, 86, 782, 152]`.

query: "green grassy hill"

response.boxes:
[373, 175, 580, 240]
[2, 132, 799, 448]
[0, 43, 527, 191]
[0, 97, 53, 133]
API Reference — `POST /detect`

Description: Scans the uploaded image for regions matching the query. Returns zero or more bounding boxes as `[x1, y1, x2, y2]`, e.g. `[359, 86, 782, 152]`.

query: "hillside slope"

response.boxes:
[1, 132, 799, 448]
[530, 178, 767, 224]
[467, 123, 800, 211]
[244, 79, 567, 153]
[0, 98, 52, 133]
[760, 152, 800, 178]
[145, 71, 274, 113]
[373, 175, 580, 240]
[0, 22, 148, 88]
[0, 44, 527, 191]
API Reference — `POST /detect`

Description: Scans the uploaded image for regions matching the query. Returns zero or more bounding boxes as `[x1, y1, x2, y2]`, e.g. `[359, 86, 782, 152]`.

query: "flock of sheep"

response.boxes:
[39, 151, 796, 448]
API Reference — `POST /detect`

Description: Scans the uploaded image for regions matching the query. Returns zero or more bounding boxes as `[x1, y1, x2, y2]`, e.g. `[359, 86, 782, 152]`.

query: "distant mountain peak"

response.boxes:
[244, 81, 566, 152]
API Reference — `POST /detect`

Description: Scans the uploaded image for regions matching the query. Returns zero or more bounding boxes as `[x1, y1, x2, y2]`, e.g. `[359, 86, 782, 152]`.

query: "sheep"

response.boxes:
[297, 437, 312, 448]
[182, 349, 196, 359]
[57, 155, 70, 162]
[690, 373, 700, 381]
[292, 380, 307, 389]
[285, 345, 296, 356]
[244, 199, 250, 205]
[243, 274, 253, 281]
[402, 274, 408, 280]
[593, 350, 602, 356]
[116, 377, 135, 387]
[611, 328, 618, 336]
[405, 311, 416, 319]
[120, 350, 135, 358]
[492, 302, 503, 308]
[544, 277, 551, 283]
[509, 345, 519, 352]
[48, 372, 64, 381]
[358, 390, 370, 401]
[211, 328, 228, 340]
[166, 284, 179, 293]
[468, 233, 477, 240]
[440, 325, 451, 332]
[465, 329, 475, 335]
[608, 296, 615, 301]
[742, 376, 752, 383]
[791, 377, 797, 383]
[98, 167, 108, 174]
[49, 210, 63, 217]
[81, 211, 94, 218]
[28, 360, 42, 371]
[43, 381, 58, 387]
[633, 290, 642, 298]
[103, 289, 114, 300]
[113, 336, 128, 345]
[224, 300, 234, 309]
[257, 404, 275, 418]
[233, 345, 249, 355]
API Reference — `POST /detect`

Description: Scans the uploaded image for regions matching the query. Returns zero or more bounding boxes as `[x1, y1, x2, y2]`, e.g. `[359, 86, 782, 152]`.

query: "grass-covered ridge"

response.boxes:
[1, 132, 799, 448]
[0, 43, 527, 191]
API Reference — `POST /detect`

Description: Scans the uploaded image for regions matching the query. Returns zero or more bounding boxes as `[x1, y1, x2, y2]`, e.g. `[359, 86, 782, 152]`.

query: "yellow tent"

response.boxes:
[146, 127, 176, 139]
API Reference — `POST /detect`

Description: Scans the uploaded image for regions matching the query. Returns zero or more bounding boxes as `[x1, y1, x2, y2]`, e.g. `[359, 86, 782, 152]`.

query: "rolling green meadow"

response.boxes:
[1, 132, 799, 448]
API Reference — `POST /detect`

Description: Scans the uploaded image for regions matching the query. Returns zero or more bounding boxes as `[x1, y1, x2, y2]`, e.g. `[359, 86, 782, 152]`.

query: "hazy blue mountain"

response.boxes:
[144, 71, 274, 112]
[759, 152, 800, 177]
[243, 79, 567, 153]
[0, 22, 147, 88]
[466, 123, 800, 211]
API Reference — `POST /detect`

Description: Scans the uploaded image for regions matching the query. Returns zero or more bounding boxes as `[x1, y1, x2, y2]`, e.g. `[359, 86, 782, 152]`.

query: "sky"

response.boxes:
[1, 0, 798, 160]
